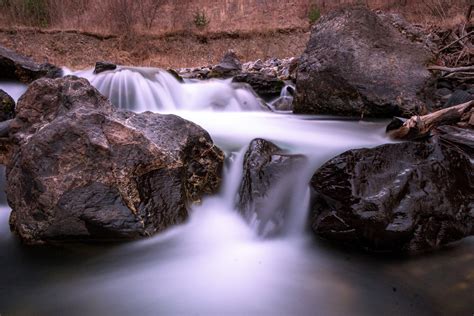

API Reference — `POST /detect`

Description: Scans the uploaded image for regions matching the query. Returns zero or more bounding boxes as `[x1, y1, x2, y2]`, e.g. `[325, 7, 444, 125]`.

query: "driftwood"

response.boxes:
[388, 100, 473, 140]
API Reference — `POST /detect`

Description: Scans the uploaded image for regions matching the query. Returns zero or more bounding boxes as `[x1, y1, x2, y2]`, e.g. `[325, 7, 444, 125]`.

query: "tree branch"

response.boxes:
[438, 30, 474, 53]
[427, 65, 474, 73]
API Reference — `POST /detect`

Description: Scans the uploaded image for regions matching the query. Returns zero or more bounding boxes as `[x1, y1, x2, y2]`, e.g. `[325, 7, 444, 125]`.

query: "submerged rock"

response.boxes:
[271, 96, 293, 111]
[294, 7, 433, 118]
[94, 61, 117, 74]
[310, 137, 473, 254]
[0, 89, 15, 122]
[166, 68, 184, 83]
[237, 138, 306, 237]
[0, 45, 62, 83]
[4, 76, 224, 244]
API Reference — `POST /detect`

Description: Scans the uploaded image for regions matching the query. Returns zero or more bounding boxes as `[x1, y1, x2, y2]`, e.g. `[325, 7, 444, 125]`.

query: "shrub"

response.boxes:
[193, 10, 209, 28]
[308, 5, 320, 24]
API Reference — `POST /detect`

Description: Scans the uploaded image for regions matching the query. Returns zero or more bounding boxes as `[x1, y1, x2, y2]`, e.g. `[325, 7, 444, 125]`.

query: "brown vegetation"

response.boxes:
[0, 0, 471, 36]
[0, 0, 471, 69]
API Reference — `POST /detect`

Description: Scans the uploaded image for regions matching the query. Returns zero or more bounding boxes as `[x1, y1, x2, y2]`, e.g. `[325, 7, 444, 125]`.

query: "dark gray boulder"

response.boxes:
[0, 45, 62, 83]
[237, 138, 306, 237]
[294, 7, 434, 118]
[4, 76, 224, 244]
[310, 136, 473, 254]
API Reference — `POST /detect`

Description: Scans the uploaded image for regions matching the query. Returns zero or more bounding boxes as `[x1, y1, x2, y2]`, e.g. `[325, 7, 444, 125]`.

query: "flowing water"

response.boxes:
[0, 69, 472, 316]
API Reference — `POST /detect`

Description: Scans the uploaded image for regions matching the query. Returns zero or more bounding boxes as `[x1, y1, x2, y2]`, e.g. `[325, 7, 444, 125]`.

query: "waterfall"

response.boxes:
[220, 148, 248, 206]
[74, 67, 268, 112]
[73, 67, 316, 237]
[0, 68, 392, 238]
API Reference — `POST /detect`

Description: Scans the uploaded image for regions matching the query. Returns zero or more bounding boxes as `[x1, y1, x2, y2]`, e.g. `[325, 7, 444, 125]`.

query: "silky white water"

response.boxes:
[73, 67, 266, 112]
[0, 69, 472, 316]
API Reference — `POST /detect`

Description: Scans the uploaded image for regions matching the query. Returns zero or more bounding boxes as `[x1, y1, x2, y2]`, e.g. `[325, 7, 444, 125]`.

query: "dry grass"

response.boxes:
[0, 0, 470, 70]
[0, 0, 470, 36]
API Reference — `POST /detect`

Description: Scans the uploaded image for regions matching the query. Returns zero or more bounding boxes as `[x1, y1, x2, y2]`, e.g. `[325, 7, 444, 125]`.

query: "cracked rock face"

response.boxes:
[310, 137, 473, 254]
[5, 76, 224, 244]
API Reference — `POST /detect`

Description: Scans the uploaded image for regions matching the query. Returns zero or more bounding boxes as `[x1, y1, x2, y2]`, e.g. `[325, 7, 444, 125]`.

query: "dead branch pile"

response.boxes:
[428, 6, 473, 83]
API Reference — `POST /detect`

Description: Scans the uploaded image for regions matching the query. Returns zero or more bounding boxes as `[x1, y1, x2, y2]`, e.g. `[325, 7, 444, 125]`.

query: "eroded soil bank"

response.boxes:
[0, 28, 310, 70]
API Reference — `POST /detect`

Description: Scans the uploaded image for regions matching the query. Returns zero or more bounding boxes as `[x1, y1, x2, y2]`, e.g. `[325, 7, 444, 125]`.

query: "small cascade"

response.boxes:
[220, 148, 248, 207]
[270, 84, 295, 112]
[74, 66, 267, 112]
[0, 82, 27, 102]
[280, 84, 295, 98]
[246, 161, 312, 237]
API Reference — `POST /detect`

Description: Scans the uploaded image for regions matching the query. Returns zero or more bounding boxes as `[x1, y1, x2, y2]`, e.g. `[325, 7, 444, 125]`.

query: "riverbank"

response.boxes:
[0, 27, 310, 70]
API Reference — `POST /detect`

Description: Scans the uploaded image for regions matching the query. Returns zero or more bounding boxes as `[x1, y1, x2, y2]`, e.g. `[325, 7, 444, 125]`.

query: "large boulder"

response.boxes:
[294, 7, 433, 118]
[0, 89, 15, 122]
[0, 45, 62, 83]
[310, 136, 473, 253]
[4, 76, 224, 244]
[237, 139, 306, 237]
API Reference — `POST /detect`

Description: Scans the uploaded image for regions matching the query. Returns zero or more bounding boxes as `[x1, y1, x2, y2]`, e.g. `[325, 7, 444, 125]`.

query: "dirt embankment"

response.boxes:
[0, 0, 469, 70]
[0, 28, 310, 70]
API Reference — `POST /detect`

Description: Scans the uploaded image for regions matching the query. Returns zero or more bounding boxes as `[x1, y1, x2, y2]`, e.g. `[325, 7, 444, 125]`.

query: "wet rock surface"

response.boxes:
[178, 56, 297, 82]
[294, 7, 434, 118]
[0, 45, 62, 83]
[94, 61, 117, 74]
[237, 138, 306, 237]
[0, 89, 15, 122]
[271, 96, 293, 111]
[232, 73, 284, 100]
[310, 136, 473, 254]
[176, 56, 296, 101]
[4, 76, 224, 244]
[173, 51, 298, 102]
[444, 90, 473, 108]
